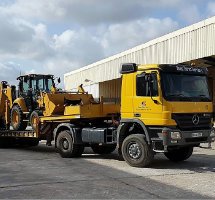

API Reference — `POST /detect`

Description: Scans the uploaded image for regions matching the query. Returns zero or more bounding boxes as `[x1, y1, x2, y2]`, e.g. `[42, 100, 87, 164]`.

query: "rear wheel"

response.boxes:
[164, 147, 193, 162]
[11, 105, 27, 131]
[30, 111, 40, 131]
[122, 134, 154, 167]
[56, 130, 84, 158]
[91, 144, 116, 154]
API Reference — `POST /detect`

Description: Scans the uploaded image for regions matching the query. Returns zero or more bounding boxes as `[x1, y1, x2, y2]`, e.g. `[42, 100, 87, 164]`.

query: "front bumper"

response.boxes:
[162, 128, 212, 146]
[151, 127, 214, 152]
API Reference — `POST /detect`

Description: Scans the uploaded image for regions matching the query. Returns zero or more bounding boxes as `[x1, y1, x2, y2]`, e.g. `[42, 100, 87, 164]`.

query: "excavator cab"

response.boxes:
[11, 74, 56, 131]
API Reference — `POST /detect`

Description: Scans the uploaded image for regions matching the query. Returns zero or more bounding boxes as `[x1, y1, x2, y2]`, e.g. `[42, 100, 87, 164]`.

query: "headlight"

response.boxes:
[171, 131, 181, 140]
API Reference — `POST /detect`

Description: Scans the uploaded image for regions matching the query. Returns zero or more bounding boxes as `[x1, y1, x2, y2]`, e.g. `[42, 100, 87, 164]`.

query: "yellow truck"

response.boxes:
[0, 63, 214, 167]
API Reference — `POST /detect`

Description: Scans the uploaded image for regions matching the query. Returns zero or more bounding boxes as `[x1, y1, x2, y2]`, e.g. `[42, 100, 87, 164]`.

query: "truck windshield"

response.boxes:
[161, 72, 211, 102]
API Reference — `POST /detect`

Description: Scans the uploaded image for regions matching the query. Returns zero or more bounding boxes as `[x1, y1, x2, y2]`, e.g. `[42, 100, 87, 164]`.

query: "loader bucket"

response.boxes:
[42, 93, 93, 116]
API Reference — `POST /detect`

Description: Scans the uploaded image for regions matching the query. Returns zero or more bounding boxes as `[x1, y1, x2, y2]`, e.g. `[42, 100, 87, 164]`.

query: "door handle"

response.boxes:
[134, 113, 141, 117]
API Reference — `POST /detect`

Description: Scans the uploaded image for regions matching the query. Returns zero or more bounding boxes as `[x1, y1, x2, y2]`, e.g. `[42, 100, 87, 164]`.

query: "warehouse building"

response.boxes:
[64, 16, 215, 108]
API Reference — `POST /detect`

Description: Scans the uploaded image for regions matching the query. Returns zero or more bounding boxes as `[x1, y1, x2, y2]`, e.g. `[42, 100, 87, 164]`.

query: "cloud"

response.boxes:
[207, 2, 215, 16]
[0, 5, 180, 87]
[0, 13, 54, 61]
[101, 17, 179, 56]
[0, 0, 208, 89]
[178, 4, 202, 24]
[52, 29, 104, 66]
[0, 62, 20, 85]
[0, 0, 181, 25]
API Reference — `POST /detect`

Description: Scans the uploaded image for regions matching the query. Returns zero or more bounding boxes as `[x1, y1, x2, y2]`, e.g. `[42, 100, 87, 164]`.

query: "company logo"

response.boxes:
[192, 114, 200, 125]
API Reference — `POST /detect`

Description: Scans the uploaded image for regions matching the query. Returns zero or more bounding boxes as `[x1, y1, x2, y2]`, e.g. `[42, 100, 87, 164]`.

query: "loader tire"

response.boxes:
[11, 105, 27, 131]
[56, 130, 84, 158]
[30, 111, 40, 131]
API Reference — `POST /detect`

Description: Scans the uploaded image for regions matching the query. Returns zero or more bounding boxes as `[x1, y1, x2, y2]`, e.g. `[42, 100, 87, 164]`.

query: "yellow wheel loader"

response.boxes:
[0, 81, 16, 130]
[10, 74, 58, 131]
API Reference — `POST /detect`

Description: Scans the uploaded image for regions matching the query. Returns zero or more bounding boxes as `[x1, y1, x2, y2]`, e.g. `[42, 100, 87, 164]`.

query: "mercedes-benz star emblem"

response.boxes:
[192, 114, 199, 125]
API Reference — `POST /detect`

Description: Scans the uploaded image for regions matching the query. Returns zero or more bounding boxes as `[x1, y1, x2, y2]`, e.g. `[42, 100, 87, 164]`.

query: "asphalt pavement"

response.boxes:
[0, 142, 214, 199]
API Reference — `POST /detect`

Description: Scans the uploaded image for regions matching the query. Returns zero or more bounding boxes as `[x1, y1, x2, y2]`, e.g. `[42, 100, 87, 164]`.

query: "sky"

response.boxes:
[0, 0, 215, 87]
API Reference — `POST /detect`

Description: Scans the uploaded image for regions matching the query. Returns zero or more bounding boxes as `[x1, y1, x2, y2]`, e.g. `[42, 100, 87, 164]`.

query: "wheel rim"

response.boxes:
[127, 142, 142, 159]
[31, 115, 37, 129]
[12, 111, 19, 126]
[62, 139, 69, 150]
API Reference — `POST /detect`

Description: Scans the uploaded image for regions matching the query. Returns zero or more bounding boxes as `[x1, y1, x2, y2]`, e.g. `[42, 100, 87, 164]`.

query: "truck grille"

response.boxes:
[172, 113, 211, 131]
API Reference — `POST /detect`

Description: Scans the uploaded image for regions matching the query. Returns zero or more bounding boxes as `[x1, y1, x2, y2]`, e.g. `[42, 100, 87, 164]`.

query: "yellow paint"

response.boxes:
[13, 98, 28, 112]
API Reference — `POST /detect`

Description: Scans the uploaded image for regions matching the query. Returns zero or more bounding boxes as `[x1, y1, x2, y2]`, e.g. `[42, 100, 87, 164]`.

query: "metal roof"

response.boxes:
[64, 16, 215, 90]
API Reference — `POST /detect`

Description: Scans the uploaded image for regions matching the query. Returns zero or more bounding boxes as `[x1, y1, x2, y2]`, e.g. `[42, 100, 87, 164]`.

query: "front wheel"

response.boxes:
[122, 134, 154, 167]
[56, 130, 84, 158]
[11, 105, 27, 131]
[164, 147, 193, 162]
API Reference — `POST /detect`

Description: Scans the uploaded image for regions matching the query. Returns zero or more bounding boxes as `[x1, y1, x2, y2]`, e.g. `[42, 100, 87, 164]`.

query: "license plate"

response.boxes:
[192, 132, 203, 137]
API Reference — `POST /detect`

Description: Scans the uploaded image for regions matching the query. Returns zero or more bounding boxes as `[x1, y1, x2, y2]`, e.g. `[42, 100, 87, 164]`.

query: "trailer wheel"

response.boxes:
[164, 147, 193, 162]
[11, 105, 27, 131]
[122, 134, 154, 167]
[56, 130, 84, 158]
[91, 144, 116, 154]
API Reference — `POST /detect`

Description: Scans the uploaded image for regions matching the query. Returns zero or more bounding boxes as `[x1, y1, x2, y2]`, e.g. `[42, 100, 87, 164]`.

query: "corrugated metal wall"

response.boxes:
[99, 78, 122, 100]
[64, 17, 215, 91]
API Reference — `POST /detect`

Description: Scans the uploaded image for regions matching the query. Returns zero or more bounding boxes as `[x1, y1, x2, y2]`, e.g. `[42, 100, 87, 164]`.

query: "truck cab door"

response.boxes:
[133, 71, 163, 126]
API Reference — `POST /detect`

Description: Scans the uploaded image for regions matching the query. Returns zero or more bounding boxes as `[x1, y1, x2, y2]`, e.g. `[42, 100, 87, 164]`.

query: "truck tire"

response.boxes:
[11, 105, 27, 131]
[122, 134, 154, 167]
[91, 144, 116, 154]
[164, 147, 193, 162]
[56, 130, 84, 158]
